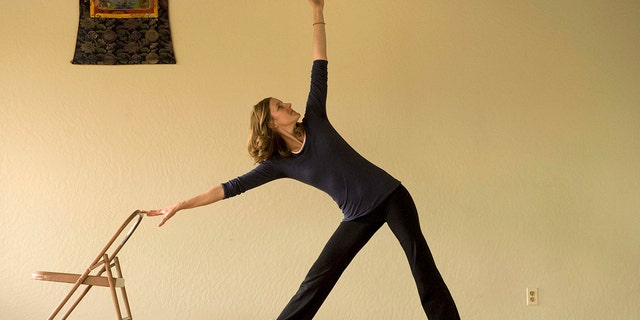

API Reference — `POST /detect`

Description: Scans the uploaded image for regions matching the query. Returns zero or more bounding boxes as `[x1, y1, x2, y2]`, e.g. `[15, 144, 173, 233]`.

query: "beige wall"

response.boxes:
[2, 1, 639, 319]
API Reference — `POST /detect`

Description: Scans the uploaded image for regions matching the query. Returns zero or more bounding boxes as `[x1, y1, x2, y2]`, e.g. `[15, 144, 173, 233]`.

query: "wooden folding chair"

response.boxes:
[32, 210, 145, 320]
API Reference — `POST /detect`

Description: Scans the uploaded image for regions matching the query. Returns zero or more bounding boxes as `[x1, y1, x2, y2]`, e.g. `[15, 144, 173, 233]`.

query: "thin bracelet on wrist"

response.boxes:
[313, 22, 325, 26]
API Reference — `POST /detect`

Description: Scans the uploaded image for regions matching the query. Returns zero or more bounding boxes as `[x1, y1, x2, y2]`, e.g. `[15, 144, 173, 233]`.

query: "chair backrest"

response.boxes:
[89, 210, 144, 270]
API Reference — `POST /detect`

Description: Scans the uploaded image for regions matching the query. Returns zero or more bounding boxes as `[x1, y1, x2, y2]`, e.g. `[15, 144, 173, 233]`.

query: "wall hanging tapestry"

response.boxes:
[72, 0, 176, 65]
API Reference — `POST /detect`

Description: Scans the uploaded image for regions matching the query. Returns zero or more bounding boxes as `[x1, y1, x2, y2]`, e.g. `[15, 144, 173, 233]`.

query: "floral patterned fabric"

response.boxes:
[72, 0, 176, 65]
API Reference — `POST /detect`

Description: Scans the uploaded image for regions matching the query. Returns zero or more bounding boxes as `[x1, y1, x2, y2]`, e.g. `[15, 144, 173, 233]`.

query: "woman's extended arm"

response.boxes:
[146, 184, 225, 227]
[309, 0, 327, 61]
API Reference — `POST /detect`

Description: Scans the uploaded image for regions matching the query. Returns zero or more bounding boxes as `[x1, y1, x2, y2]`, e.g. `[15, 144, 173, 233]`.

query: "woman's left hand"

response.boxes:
[308, 0, 324, 10]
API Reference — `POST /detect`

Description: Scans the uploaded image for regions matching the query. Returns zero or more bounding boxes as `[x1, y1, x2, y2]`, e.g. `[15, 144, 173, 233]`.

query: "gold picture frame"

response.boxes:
[90, 0, 159, 19]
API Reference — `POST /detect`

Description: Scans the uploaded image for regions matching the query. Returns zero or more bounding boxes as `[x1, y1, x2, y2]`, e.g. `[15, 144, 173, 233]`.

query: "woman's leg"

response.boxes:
[385, 185, 460, 320]
[277, 211, 386, 320]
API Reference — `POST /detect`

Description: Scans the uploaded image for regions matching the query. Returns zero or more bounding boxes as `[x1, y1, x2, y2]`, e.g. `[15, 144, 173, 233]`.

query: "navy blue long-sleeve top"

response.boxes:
[222, 60, 400, 221]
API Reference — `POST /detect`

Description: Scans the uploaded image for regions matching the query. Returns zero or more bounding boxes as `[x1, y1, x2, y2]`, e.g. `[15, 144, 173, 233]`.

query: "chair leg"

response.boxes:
[62, 263, 110, 319]
[61, 284, 94, 320]
[104, 254, 124, 319]
[114, 257, 133, 319]
[49, 269, 93, 320]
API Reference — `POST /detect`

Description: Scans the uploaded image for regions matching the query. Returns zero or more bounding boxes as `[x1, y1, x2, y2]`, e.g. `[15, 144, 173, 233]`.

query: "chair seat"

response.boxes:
[33, 271, 125, 288]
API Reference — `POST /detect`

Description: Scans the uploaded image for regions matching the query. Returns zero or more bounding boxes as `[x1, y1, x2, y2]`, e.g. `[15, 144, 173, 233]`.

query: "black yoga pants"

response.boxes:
[277, 184, 460, 320]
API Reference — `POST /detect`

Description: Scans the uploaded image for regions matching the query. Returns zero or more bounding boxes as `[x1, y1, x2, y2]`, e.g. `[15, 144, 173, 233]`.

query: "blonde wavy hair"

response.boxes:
[248, 97, 304, 163]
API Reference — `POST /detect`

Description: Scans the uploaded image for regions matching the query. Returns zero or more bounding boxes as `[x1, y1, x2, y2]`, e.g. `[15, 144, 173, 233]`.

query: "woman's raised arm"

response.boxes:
[309, 0, 327, 61]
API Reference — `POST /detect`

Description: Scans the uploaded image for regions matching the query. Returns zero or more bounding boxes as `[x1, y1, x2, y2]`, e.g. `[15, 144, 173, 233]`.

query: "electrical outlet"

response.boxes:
[527, 287, 538, 306]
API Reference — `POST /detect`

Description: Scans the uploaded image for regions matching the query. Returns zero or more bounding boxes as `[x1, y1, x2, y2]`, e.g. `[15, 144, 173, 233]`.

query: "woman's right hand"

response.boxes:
[145, 185, 225, 228]
[146, 203, 180, 227]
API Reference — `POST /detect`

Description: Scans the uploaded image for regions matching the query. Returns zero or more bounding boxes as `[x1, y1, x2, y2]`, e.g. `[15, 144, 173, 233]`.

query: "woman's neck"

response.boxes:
[277, 124, 306, 152]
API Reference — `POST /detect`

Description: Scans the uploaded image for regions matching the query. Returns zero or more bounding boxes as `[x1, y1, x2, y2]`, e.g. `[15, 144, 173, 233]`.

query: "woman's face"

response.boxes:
[269, 98, 300, 129]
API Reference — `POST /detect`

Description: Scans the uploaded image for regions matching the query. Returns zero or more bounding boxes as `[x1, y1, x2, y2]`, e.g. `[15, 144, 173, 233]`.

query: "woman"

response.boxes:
[147, 1, 460, 319]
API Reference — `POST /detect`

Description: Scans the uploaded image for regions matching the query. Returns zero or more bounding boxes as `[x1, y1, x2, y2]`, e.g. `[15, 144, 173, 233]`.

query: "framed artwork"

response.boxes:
[72, 0, 175, 65]
[90, 0, 159, 19]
